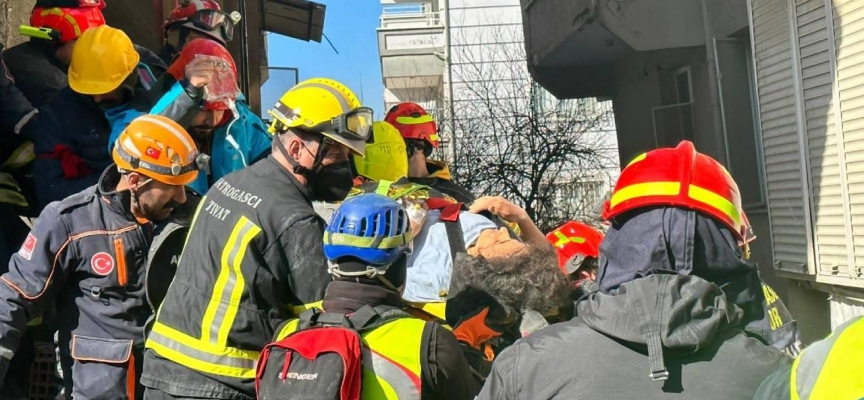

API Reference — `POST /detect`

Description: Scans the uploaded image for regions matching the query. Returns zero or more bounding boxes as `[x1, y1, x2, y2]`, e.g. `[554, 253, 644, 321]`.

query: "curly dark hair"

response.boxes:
[448, 246, 571, 322]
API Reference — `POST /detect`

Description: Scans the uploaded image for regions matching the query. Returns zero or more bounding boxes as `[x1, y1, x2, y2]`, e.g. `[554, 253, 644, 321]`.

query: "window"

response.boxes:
[652, 66, 694, 148]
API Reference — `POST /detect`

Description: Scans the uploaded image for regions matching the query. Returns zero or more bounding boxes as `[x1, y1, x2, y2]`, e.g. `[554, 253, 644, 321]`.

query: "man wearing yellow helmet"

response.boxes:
[141, 78, 372, 400]
[0, 115, 200, 398]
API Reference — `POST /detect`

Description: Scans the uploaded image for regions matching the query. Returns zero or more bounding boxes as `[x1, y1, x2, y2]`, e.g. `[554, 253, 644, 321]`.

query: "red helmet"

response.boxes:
[164, 0, 235, 45]
[546, 221, 604, 275]
[166, 38, 239, 111]
[385, 102, 439, 148]
[603, 140, 749, 241]
[27, 1, 105, 43]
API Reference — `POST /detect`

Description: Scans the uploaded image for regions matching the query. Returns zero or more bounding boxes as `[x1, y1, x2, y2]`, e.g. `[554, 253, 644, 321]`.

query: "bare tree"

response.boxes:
[445, 22, 618, 231]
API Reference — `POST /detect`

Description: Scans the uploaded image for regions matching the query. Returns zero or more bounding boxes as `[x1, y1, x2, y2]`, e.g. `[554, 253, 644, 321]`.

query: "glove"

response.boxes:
[452, 306, 504, 350]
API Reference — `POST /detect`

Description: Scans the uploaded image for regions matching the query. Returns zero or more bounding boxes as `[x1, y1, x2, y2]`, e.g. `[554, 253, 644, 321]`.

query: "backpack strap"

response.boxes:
[349, 304, 411, 333]
[444, 219, 466, 265]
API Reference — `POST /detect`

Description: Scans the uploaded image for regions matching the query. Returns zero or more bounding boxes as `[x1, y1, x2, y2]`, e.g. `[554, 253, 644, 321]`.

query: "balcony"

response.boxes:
[377, 3, 445, 93]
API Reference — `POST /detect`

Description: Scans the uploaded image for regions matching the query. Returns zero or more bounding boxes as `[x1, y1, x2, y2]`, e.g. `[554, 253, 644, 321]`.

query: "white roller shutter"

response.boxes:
[796, 0, 854, 278]
[750, 0, 814, 273]
[832, 0, 864, 280]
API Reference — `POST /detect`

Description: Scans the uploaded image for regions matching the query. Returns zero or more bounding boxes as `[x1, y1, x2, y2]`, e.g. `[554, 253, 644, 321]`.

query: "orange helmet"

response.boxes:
[546, 221, 604, 275]
[26, 1, 105, 43]
[112, 115, 202, 186]
[385, 102, 439, 148]
[166, 38, 238, 111]
[603, 140, 749, 241]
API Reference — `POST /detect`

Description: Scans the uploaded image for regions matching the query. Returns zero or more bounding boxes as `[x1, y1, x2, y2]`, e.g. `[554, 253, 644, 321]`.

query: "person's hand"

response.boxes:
[469, 196, 529, 224]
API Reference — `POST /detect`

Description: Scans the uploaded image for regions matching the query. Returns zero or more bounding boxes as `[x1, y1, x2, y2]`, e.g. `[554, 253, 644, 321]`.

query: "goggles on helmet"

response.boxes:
[115, 145, 210, 181]
[308, 107, 374, 142]
[181, 9, 237, 41]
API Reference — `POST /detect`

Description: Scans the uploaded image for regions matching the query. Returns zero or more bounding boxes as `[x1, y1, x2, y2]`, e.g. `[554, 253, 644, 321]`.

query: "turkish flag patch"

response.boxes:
[91, 252, 115, 276]
[18, 233, 37, 261]
[145, 147, 162, 159]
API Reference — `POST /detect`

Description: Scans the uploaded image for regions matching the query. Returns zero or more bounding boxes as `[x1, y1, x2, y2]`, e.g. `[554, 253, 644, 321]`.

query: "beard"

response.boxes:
[189, 125, 215, 141]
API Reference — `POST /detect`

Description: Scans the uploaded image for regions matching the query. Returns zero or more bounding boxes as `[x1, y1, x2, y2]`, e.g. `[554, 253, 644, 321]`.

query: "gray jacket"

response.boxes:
[477, 274, 789, 400]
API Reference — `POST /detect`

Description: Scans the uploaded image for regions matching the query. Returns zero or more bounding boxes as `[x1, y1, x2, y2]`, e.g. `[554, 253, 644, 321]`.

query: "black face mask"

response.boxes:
[307, 161, 353, 202]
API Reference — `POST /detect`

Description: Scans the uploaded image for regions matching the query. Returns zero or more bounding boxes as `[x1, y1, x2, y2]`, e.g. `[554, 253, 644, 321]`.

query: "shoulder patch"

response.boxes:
[18, 233, 37, 261]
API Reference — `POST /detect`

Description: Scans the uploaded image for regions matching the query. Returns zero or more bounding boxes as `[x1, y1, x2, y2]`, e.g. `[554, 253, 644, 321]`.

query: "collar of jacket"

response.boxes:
[265, 155, 314, 204]
[426, 159, 451, 180]
[322, 280, 404, 314]
[96, 164, 138, 221]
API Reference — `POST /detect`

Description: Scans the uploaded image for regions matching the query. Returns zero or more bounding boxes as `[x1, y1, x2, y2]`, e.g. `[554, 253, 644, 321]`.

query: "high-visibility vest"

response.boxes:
[787, 316, 864, 400]
[276, 315, 426, 400]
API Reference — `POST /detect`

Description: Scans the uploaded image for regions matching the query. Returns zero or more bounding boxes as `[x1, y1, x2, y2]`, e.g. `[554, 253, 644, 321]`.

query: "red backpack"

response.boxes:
[255, 305, 408, 400]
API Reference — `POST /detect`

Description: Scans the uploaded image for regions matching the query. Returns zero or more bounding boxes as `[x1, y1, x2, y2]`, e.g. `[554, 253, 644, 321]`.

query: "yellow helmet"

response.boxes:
[267, 78, 372, 156]
[353, 121, 408, 182]
[68, 25, 139, 95]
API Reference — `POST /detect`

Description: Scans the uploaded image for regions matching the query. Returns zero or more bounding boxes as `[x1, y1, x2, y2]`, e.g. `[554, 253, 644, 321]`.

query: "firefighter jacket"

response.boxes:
[142, 156, 333, 399]
[274, 281, 481, 400]
[0, 165, 197, 400]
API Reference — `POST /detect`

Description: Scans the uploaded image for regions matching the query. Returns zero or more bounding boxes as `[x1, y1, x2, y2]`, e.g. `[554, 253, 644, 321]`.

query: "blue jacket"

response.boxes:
[108, 80, 272, 195]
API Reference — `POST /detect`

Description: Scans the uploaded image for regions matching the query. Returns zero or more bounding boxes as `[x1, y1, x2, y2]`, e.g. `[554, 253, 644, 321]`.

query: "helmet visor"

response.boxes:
[312, 107, 374, 142]
[190, 9, 234, 41]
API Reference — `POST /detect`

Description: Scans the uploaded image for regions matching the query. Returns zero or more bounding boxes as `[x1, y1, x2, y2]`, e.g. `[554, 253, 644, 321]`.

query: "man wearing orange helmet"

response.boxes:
[546, 221, 604, 300]
[478, 141, 789, 400]
[160, 0, 239, 63]
[0, 115, 202, 398]
[386, 102, 476, 204]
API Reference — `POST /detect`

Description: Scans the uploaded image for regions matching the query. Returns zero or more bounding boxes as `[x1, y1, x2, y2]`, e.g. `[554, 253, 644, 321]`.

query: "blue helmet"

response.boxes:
[324, 193, 412, 266]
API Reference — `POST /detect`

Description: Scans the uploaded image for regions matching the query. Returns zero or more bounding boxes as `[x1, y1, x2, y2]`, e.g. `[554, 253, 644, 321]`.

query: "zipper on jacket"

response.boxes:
[114, 238, 128, 286]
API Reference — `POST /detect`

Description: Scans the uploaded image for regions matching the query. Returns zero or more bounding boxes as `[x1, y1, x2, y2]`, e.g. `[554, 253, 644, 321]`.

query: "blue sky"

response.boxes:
[261, 1, 385, 118]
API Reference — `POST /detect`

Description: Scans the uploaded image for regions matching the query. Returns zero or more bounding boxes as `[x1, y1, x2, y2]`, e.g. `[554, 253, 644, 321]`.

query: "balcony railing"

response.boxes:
[380, 3, 441, 29]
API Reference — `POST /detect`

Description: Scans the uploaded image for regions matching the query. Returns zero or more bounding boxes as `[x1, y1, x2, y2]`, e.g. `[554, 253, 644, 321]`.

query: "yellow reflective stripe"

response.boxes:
[609, 182, 680, 209]
[63, 14, 81, 36]
[146, 323, 258, 379]
[202, 216, 261, 345]
[790, 353, 802, 400]
[687, 185, 741, 227]
[276, 319, 301, 341]
[325, 231, 412, 249]
[429, 134, 439, 141]
[552, 231, 586, 248]
[291, 300, 323, 316]
[2, 141, 35, 169]
[395, 115, 434, 125]
[626, 152, 647, 168]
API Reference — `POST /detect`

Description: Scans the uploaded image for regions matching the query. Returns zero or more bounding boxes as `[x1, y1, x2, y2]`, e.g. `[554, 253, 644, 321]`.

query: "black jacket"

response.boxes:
[3, 41, 67, 108]
[478, 274, 789, 400]
[318, 281, 481, 400]
[409, 160, 476, 205]
[142, 156, 335, 399]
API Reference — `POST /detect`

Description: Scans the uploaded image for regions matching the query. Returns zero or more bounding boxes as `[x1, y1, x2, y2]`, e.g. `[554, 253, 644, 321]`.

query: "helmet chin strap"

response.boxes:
[274, 132, 332, 176]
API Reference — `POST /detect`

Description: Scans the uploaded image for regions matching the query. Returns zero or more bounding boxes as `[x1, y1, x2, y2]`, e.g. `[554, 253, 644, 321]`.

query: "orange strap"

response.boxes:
[127, 352, 136, 399]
